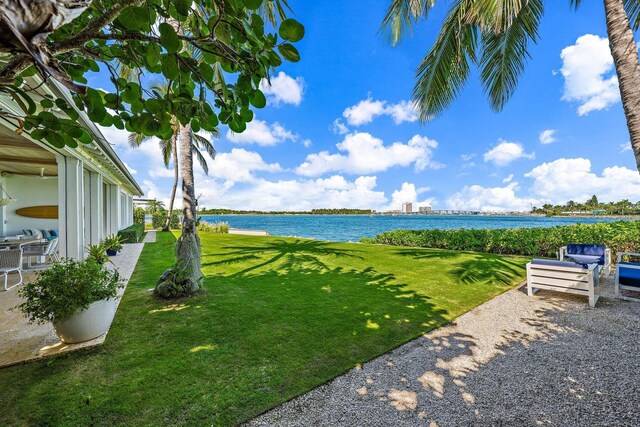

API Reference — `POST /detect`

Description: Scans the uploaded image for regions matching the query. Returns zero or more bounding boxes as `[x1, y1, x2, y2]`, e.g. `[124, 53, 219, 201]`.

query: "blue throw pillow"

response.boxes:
[41, 229, 52, 240]
[49, 230, 58, 238]
[22, 229, 33, 236]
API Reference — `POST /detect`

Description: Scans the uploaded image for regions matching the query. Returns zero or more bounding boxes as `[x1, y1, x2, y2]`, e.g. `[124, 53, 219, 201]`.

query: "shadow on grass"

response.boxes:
[393, 248, 526, 286]
[203, 238, 364, 275]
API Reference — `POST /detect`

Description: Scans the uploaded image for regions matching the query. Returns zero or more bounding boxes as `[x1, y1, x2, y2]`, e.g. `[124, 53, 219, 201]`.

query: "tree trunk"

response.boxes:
[176, 123, 203, 291]
[155, 124, 203, 297]
[162, 130, 179, 232]
[604, 0, 640, 171]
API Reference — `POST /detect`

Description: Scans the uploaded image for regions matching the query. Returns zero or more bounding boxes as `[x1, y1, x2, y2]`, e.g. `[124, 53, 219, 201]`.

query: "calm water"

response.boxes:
[199, 215, 627, 242]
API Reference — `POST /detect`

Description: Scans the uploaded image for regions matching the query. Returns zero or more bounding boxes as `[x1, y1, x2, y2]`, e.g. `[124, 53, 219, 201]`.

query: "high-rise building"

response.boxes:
[401, 202, 413, 214]
[419, 206, 432, 213]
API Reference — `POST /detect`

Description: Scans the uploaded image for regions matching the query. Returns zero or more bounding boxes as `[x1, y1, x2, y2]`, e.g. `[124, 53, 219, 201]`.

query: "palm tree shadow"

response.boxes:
[203, 239, 364, 276]
[393, 248, 526, 286]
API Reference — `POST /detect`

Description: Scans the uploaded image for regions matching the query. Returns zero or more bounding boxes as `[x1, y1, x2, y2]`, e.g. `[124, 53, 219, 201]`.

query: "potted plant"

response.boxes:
[86, 243, 109, 265]
[18, 259, 123, 344]
[103, 234, 123, 256]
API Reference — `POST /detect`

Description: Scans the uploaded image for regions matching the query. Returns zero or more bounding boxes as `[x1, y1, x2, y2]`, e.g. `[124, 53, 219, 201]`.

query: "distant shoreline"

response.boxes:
[199, 213, 640, 219]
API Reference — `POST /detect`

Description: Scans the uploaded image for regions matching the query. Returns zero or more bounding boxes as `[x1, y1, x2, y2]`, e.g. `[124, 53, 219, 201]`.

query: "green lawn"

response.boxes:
[0, 232, 528, 426]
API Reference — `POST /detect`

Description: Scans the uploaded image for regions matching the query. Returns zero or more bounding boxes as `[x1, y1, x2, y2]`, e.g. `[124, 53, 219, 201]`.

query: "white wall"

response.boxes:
[2, 175, 58, 236]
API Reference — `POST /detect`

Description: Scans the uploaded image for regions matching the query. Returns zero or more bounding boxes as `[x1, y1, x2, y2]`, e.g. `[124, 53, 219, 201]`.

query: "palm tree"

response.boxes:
[145, 199, 166, 214]
[382, 0, 640, 171]
[128, 85, 217, 232]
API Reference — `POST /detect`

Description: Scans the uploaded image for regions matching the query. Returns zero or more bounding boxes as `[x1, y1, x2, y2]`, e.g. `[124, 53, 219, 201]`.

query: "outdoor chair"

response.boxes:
[559, 244, 611, 275]
[0, 248, 23, 291]
[615, 252, 640, 302]
[22, 238, 59, 269]
[527, 258, 600, 307]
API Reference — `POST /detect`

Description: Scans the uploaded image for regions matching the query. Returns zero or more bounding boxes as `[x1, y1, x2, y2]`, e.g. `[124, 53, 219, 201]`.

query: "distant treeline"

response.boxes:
[532, 195, 640, 216]
[199, 208, 374, 215]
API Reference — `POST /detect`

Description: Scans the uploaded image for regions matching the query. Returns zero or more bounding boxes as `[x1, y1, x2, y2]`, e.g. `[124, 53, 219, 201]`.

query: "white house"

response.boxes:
[0, 79, 143, 259]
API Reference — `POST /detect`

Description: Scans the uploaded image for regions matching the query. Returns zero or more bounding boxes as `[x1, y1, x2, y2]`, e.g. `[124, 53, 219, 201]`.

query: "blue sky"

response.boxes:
[102, 1, 640, 212]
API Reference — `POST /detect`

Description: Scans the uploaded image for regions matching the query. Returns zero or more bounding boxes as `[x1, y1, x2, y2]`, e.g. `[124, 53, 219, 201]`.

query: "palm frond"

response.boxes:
[192, 145, 210, 174]
[479, 0, 543, 111]
[624, 0, 640, 30]
[413, 0, 479, 121]
[380, 0, 436, 46]
[128, 132, 149, 148]
[193, 133, 217, 160]
[158, 138, 174, 168]
[260, 0, 292, 25]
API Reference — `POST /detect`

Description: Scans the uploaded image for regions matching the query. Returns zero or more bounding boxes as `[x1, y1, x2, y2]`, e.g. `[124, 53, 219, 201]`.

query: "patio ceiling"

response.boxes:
[0, 126, 57, 177]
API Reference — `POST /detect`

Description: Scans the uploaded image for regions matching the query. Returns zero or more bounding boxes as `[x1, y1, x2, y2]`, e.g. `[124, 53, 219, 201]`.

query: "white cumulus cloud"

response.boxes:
[226, 119, 297, 146]
[259, 71, 304, 106]
[539, 129, 557, 144]
[525, 157, 640, 203]
[447, 183, 539, 212]
[205, 148, 282, 182]
[483, 140, 535, 166]
[295, 133, 442, 176]
[342, 97, 418, 126]
[560, 34, 620, 116]
[195, 175, 388, 212]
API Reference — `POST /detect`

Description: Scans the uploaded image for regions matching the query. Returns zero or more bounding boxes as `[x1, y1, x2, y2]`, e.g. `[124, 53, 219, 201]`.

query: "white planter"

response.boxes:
[53, 298, 117, 344]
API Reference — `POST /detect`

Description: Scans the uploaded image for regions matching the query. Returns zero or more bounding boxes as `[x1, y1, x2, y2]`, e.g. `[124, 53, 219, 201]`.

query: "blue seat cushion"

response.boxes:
[531, 259, 588, 269]
[565, 254, 604, 266]
[567, 244, 605, 256]
[618, 262, 640, 288]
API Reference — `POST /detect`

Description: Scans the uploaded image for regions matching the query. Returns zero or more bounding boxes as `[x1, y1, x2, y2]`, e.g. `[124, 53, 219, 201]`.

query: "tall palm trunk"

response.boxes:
[162, 130, 179, 232]
[604, 0, 640, 171]
[175, 123, 203, 291]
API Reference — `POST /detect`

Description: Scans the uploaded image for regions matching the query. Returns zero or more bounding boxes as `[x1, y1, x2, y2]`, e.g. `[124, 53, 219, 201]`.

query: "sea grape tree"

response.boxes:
[0, 0, 304, 149]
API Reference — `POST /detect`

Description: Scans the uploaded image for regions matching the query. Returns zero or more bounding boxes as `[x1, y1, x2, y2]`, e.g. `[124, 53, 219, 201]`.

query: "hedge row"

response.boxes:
[152, 211, 181, 229]
[118, 223, 145, 243]
[363, 221, 640, 260]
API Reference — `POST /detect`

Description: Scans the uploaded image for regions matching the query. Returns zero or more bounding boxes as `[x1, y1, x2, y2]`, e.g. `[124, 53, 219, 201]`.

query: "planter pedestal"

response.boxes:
[53, 299, 117, 344]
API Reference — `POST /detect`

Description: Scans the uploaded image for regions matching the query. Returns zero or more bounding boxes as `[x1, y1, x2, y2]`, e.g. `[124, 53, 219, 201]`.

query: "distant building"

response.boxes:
[419, 206, 432, 213]
[401, 202, 413, 214]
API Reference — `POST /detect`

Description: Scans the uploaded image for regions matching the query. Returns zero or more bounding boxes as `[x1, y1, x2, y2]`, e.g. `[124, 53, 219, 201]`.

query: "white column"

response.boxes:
[109, 185, 121, 233]
[89, 172, 103, 243]
[57, 155, 85, 259]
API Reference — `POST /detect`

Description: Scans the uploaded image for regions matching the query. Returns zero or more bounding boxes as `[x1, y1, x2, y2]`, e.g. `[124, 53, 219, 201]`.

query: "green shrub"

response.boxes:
[118, 223, 145, 243]
[365, 221, 640, 261]
[133, 207, 146, 225]
[18, 259, 122, 324]
[152, 211, 180, 229]
[197, 220, 229, 233]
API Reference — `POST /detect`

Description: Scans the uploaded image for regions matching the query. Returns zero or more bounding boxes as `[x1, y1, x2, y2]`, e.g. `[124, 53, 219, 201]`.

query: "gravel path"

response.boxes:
[247, 279, 640, 427]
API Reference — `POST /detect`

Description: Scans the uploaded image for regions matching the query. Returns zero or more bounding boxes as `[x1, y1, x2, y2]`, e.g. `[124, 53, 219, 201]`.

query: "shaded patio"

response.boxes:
[0, 234, 153, 368]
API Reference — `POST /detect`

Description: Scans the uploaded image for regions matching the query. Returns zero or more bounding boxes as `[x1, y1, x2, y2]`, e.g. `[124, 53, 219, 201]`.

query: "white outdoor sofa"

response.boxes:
[527, 258, 600, 307]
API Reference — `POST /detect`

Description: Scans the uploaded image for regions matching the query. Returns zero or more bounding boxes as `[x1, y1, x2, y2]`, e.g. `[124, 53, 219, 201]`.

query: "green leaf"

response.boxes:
[161, 55, 180, 80]
[279, 19, 305, 42]
[278, 43, 300, 62]
[31, 129, 46, 140]
[159, 23, 182, 54]
[240, 108, 254, 122]
[249, 90, 266, 108]
[229, 115, 247, 133]
[40, 99, 54, 109]
[146, 44, 162, 67]
[244, 0, 263, 10]
[118, 6, 149, 31]
[175, 0, 191, 16]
